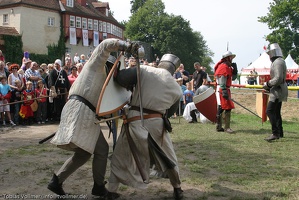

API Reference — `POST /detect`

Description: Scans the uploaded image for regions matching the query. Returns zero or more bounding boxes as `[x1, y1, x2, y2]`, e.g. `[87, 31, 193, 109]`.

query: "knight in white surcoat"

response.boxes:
[107, 54, 184, 200]
[47, 38, 133, 198]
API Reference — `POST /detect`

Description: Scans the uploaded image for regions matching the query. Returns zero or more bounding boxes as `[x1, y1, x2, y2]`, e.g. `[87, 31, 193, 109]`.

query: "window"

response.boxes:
[66, 0, 74, 7]
[103, 22, 106, 33]
[70, 15, 75, 27]
[99, 21, 103, 32]
[88, 19, 93, 30]
[76, 17, 81, 28]
[93, 20, 98, 31]
[48, 17, 55, 26]
[107, 23, 111, 34]
[82, 18, 87, 29]
[3, 14, 9, 24]
[103, 32, 107, 39]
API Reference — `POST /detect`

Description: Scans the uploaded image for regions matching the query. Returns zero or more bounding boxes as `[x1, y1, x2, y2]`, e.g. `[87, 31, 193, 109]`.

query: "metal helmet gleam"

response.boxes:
[267, 43, 283, 59]
[222, 51, 236, 59]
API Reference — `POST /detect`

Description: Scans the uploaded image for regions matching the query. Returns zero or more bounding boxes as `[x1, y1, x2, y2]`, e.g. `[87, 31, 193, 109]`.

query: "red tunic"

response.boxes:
[214, 60, 235, 110]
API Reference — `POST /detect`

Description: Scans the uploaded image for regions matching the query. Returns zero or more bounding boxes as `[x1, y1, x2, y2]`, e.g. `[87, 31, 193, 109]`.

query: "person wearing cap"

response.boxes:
[21, 59, 32, 72]
[48, 59, 70, 121]
[214, 51, 238, 133]
[263, 43, 288, 142]
[47, 39, 136, 198]
[107, 54, 184, 200]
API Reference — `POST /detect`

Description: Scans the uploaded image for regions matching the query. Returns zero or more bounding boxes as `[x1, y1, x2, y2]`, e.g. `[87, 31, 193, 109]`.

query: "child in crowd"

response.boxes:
[35, 80, 47, 124]
[0, 76, 16, 126]
[20, 81, 35, 125]
[174, 78, 186, 118]
[10, 79, 23, 125]
[183, 82, 194, 107]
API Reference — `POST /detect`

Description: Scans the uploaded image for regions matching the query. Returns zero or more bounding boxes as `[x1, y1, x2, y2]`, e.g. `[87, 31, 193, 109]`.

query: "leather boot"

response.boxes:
[264, 134, 280, 142]
[216, 114, 224, 132]
[47, 174, 66, 195]
[224, 111, 233, 133]
[107, 192, 120, 200]
[190, 110, 198, 123]
[173, 187, 184, 200]
[91, 181, 108, 197]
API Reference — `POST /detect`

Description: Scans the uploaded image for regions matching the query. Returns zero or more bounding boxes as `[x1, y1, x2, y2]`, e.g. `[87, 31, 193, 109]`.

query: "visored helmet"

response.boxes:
[158, 54, 181, 75]
[267, 43, 283, 59]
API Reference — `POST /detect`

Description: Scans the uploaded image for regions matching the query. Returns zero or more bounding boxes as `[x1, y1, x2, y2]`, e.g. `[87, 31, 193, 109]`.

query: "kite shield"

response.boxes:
[96, 54, 131, 116]
[193, 87, 217, 123]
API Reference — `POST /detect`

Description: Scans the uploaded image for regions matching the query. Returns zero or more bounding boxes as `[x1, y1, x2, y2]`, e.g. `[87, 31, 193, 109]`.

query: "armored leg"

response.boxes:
[216, 105, 224, 132]
[224, 110, 233, 133]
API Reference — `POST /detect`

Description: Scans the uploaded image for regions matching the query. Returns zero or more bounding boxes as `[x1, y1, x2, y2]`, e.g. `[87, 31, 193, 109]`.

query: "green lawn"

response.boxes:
[170, 113, 299, 200]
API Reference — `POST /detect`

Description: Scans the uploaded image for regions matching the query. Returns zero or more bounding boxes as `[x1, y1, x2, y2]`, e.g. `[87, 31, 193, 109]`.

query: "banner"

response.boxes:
[82, 29, 89, 46]
[69, 27, 77, 45]
[93, 31, 99, 47]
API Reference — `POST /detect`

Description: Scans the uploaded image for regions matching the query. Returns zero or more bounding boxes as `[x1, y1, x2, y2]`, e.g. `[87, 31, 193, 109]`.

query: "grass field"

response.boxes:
[1, 89, 298, 199]
[169, 111, 299, 200]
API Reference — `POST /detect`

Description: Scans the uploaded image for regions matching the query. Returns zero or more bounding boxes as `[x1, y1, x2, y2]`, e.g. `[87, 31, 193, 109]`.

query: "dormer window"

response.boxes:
[67, 0, 74, 7]
[106, 8, 109, 17]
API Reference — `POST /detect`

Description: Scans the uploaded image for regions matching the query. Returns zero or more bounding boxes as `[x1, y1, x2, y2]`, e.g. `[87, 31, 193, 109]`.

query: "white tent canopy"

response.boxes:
[240, 52, 299, 84]
[240, 52, 271, 76]
[285, 54, 299, 71]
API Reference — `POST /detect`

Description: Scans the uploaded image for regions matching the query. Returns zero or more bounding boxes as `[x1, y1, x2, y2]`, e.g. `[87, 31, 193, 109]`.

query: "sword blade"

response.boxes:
[230, 98, 262, 119]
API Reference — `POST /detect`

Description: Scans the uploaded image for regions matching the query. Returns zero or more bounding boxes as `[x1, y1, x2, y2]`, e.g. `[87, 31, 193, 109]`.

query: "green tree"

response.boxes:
[130, 0, 148, 14]
[258, 0, 299, 62]
[125, 0, 212, 72]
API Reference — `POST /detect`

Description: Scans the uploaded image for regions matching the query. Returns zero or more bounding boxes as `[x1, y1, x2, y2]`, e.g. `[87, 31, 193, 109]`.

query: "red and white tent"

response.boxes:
[240, 52, 271, 84]
[240, 52, 299, 84]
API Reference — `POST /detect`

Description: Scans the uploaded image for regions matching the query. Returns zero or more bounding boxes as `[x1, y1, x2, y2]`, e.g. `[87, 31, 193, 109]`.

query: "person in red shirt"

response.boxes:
[214, 51, 238, 133]
[35, 80, 47, 124]
[67, 66, 78, 86]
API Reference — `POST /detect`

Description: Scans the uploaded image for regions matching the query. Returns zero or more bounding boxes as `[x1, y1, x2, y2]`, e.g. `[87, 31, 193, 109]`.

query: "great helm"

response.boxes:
[267, 43, 283, 59]
[222, 51, 236, 59]
[159, 54, 181, 74]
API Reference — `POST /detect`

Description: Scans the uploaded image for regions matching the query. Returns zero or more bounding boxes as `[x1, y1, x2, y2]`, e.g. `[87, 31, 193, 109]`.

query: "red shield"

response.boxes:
[193, 87, 217, 123]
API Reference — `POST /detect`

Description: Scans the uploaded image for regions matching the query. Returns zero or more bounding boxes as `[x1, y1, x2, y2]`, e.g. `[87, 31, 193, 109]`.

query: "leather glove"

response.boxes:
[231, 62, 238, 75]
[263, 81, 271, 91]
[222, 89, 229, 100]
[120, 41, 140, 57]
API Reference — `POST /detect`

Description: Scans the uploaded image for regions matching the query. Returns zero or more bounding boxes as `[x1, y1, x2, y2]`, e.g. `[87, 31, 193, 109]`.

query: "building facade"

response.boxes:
[0, 0, 124, 62]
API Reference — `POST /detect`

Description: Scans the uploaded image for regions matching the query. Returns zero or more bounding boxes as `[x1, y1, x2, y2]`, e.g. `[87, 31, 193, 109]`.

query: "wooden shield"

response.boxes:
[193, 87, 217, 123]
[96, 54, 132, 116]
[256, 91, 268, 123]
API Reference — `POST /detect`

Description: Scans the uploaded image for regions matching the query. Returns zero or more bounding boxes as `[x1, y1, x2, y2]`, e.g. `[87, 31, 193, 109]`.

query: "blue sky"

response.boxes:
[105, 0, 272, 71]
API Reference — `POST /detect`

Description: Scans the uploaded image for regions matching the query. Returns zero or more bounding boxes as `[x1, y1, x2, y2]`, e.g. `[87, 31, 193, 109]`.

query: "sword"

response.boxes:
[133, 45, 145, 126]
[39, 132, 56, 144]
[230, 98, 262, 119]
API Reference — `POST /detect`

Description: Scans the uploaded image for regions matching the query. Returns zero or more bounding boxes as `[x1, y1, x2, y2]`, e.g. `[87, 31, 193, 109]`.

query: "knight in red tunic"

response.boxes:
[214, 51, 238, 133]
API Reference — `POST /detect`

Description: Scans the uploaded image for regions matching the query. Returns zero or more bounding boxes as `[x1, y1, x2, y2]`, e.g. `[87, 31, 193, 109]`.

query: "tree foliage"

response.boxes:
[126, 0, 212, 72]
[259, 0, 299, 62]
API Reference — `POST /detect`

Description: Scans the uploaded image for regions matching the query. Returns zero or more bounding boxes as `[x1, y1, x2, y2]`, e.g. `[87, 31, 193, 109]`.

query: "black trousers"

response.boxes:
[266, 99, 283, 136]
